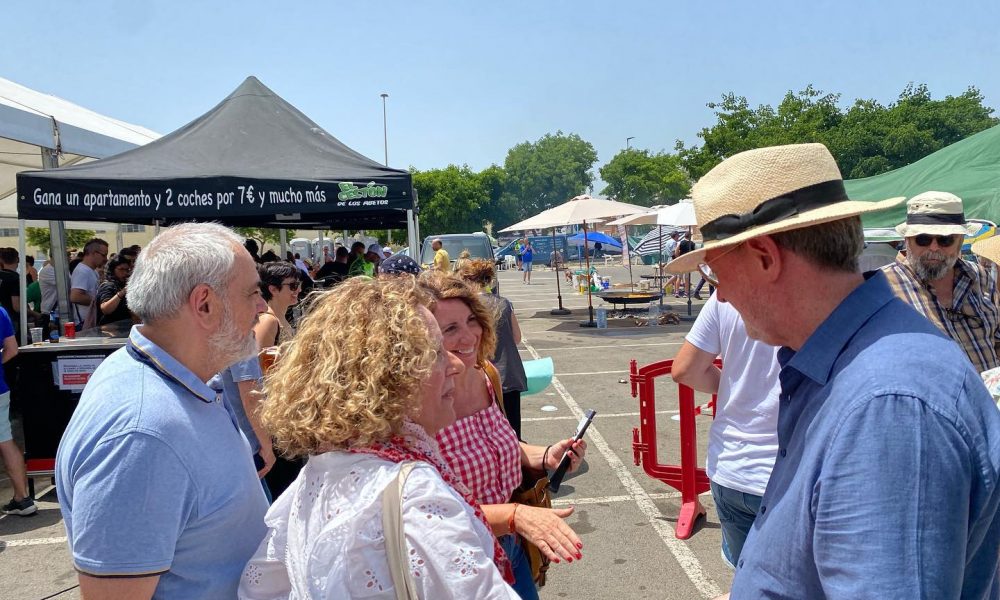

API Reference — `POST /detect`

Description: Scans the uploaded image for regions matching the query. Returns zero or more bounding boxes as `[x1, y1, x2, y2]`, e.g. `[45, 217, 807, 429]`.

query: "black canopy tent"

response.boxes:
[15, 76, 418, 236]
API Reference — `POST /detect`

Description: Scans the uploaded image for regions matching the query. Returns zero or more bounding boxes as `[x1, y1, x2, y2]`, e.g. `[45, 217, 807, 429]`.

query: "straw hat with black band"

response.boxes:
[972, 236, 1000, 265]
[667, 143, 905, 274]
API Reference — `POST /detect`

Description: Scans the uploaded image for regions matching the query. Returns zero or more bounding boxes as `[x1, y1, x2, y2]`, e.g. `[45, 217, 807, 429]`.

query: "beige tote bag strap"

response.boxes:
[382, 461, 420, 600]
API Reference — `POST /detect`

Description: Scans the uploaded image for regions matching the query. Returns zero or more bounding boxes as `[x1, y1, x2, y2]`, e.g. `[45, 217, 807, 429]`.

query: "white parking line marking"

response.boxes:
[531, 342, 683, 351]
[0, 536, 67, 548]
[554, 370, 630, 376]
[521, 337, 722, 598]
[552, 491, 682, 506]
[523, 409, 677, 422]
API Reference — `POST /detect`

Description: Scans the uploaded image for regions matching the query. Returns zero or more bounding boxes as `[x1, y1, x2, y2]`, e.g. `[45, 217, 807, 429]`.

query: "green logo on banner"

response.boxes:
[338, 182, 389, 201]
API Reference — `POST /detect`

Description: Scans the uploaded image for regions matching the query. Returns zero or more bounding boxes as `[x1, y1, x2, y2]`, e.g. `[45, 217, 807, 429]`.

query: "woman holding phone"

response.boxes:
[419, 271, 587, 599]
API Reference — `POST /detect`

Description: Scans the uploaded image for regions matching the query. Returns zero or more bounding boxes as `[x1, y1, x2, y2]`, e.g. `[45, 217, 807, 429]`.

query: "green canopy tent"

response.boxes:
[846, 123, 1000, 228]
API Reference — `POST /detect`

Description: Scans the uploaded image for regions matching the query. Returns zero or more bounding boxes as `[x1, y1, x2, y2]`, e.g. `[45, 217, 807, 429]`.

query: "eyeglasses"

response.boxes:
[696, 242, 744, 287]
[281, 281, 301, 291]
[913, 234, 958, 248]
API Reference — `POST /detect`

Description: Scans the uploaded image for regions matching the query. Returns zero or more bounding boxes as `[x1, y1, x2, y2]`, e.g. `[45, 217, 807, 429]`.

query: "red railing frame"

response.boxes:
[630, 357, 719, 539]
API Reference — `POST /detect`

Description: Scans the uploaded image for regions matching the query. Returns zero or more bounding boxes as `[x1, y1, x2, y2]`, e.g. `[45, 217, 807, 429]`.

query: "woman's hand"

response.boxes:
[544, 438, 588, 474]
[512, 504, 583, 563]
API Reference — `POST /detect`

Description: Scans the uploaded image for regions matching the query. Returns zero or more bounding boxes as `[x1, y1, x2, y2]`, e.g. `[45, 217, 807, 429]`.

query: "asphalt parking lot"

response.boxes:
[0, 263, 732, 600]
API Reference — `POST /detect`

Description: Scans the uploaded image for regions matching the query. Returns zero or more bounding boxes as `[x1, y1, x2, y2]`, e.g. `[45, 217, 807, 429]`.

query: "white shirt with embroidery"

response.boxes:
[238, 447, 517, 599]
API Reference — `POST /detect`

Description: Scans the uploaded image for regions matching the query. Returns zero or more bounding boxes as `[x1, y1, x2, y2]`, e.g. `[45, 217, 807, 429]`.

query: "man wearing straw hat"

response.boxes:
[668, 143, 1000, 599]
[881, 191, 1000, 372]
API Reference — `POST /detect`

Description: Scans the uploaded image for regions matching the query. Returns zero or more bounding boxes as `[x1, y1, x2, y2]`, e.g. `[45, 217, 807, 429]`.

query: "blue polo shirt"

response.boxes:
[731, 272, 1000, 599]
[55, 326, 268, 599]
[209, 356, 264, 454]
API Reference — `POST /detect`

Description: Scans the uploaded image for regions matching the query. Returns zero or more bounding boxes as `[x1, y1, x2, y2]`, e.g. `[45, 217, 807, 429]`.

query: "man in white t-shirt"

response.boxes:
[70, 238, 109, 327]
[671, 294, 780, 568]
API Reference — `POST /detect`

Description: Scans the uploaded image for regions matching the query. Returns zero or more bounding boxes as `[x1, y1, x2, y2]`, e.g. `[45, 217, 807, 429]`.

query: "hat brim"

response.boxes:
[895, 222, 980, 238]
[668, 196, 906, 273]
[971, 236, 1000, 264]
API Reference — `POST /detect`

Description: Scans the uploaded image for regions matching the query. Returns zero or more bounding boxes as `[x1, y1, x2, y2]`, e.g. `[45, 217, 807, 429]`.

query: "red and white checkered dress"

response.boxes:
[436, 371, 522, 505]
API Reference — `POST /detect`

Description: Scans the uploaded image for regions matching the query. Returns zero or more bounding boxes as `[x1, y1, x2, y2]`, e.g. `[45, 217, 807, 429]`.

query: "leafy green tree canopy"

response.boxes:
[678, 84, 997, 180]
[26, 227, 96, 254]
[233, 227, 282, 249]
[413, 165, 490, 236]
[599, 149, 691, 207]
[502, 131, 598, 222]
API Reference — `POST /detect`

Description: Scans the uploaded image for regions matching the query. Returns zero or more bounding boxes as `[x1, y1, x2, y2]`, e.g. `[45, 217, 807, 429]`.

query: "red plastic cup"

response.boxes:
[64, 322, 76, 339]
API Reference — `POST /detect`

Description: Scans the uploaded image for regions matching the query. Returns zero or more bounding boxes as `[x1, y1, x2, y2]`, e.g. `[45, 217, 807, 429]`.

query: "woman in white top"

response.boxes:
[239, 277, 520, 600]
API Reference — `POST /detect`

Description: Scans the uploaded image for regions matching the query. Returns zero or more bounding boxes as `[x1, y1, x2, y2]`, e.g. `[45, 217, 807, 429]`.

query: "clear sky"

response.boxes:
[3, 0, 998, 193]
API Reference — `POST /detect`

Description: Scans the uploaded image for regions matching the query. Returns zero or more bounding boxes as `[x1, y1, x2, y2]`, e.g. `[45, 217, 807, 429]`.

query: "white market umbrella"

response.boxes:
[500, 195, 647, 324]
[500, 195, 647, 233]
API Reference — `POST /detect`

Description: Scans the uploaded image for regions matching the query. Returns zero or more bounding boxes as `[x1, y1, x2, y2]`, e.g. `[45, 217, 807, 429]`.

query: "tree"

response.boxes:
[413, 165, 490, 236]
[501, 131, 598, 223]
[599, 149, 691, 207]
[233, 227, 282, 249]
[476, 164, 518, 231]
[677, 84, 997, 181]
[25, 227, 97, 254]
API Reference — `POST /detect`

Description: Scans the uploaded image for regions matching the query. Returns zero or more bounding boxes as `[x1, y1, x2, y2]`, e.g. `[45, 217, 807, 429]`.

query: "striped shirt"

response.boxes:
[436, 374, 522, 506]
[881, 256, 1000, 372]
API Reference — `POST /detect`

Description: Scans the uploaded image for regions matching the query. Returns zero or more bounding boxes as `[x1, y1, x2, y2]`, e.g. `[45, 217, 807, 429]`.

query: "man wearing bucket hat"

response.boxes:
[667, 143, 1000, 599]
[881, 191, 1000, 372]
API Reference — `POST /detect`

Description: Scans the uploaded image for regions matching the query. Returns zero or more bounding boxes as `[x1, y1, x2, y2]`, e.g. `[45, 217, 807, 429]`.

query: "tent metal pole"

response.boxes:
[580, 220, 596, 328]
[406, 210, 418, 257]
[279, 229, 288, 259]
[318, 230, 324, 262]
[550, 228, 570, 315]
[115, 224, 124, 254]
[658, 226, 664, 309]
[41, 147, 72, 331]
[17, 220, 28, 345]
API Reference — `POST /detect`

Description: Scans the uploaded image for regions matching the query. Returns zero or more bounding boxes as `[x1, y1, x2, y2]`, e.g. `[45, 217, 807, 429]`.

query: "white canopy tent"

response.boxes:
[0, 76, 160, 341]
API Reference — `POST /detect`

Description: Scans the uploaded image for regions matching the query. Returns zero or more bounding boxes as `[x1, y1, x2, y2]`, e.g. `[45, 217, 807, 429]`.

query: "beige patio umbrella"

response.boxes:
[608, 200, 698, 312]
[501, 195, 646, 326]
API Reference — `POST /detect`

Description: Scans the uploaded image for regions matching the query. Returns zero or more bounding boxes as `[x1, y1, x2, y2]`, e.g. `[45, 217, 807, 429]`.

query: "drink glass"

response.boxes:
[259, 347, 279, 373]
[30, 327, 44, 346]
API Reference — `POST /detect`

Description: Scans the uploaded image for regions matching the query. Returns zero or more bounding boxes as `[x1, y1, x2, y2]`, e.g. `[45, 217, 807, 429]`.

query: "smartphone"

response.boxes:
[548, 409, 596, 492]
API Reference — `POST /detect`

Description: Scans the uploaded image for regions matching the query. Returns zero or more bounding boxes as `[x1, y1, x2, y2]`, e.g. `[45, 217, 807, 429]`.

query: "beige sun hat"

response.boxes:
[667, 143, 905, 273]
[895, 191, 980, 238]
[972, 235, 1000, 265]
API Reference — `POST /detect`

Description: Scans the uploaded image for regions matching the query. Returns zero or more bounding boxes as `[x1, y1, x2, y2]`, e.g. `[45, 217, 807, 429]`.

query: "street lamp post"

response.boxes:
[380, 93, 389, 166]
[626, 136, 635, 150]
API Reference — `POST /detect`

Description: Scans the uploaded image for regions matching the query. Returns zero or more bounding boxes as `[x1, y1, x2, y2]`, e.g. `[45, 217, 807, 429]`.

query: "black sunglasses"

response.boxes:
[281, 281, 301, 291]
[914, 234, 958, 248]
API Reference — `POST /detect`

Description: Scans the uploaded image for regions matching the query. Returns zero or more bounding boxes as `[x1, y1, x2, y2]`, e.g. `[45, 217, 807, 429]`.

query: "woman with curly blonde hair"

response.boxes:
[420, 271, 588, 600]
[239, 277, 520, 600]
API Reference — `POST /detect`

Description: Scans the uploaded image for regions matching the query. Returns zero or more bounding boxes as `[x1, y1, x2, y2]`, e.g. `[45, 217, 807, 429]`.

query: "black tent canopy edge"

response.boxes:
[17, 173, 414, 229]
[14, 76, 416, 232]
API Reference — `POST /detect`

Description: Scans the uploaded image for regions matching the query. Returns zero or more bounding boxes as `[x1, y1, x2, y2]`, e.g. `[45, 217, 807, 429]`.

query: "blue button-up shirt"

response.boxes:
[731, 272, 1000, 600]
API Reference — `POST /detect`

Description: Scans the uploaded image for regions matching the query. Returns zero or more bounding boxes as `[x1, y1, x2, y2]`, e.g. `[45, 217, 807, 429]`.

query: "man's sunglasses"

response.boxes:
[913, 234, 959, 248]
[281, 281, 301, 291]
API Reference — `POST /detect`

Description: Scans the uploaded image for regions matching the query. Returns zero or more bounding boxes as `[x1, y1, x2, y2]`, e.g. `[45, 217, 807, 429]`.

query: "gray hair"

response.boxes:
[128, 222, 245, 323]
[770, 216, 864, 273]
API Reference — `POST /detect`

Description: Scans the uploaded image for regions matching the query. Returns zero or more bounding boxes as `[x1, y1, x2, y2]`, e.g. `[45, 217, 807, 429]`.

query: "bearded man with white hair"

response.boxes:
[55, 222, 269, 600]
[881, 191, 1000, 372]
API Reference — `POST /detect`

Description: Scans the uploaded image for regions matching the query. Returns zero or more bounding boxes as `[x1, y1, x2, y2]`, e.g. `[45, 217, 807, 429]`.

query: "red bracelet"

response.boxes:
[507, 503, 519, 534]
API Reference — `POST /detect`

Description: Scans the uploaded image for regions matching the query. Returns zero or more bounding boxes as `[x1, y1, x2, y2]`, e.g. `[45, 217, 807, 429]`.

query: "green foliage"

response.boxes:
[678, 84, 998, 180]
[233, 227, 282, 247]
[599, 149, 691, 207]
[25, 227, 96, 254]
[502, 131, 598, 222]
[413, 165, 491, 236]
